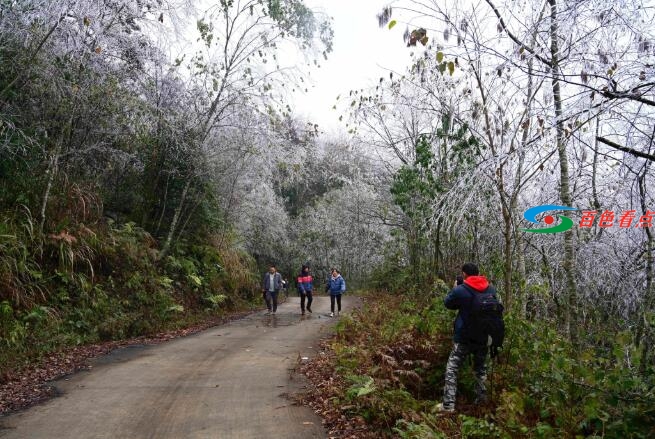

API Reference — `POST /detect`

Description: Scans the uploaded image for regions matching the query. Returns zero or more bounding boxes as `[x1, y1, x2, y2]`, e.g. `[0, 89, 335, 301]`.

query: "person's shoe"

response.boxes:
[307, 307, 312, 313]
[272, 310, 276, 314]
[301, 311, 305, 315]
[329, 312, 334, 317]
[265, 310, 271, 315]
[434, 403, 455, 414]
[337, 311, 340, 316]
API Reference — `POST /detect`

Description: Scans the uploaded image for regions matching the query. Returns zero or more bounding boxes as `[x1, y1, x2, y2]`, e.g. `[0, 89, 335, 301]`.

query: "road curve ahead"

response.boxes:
[0, 296, 354, 439]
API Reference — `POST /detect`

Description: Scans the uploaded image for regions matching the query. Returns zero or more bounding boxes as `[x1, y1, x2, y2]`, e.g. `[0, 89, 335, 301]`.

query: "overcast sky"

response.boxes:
[290, 1, 414, 135]
[165, 1, 415, 135]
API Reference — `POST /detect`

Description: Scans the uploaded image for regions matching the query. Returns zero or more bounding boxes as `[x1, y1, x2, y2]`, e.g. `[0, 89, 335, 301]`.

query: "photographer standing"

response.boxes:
[436, 262, 502, 413]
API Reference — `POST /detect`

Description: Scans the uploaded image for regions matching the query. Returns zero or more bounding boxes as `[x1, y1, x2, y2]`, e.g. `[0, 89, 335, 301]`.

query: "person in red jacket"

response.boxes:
[296, 265, 313, 315]
[436, 262, 499, 413]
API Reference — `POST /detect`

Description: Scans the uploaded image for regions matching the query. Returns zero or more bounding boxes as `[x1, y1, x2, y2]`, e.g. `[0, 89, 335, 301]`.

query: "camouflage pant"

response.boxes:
[442, 342, 488, 410]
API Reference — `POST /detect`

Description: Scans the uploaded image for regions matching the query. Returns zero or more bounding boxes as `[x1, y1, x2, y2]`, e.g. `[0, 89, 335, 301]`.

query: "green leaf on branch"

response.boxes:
[388, 20, 397, 30]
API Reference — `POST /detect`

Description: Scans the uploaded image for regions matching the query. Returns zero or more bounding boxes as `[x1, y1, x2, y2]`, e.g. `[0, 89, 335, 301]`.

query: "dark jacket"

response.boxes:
[262, 272, 282, 292]
[444, 275, 496, 343]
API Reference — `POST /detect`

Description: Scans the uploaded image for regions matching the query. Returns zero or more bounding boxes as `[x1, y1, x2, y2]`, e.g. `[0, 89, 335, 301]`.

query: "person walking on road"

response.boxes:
[327, 268, 345, 317]
[262, 264, 282, 315]
[297, 265, 314, 315]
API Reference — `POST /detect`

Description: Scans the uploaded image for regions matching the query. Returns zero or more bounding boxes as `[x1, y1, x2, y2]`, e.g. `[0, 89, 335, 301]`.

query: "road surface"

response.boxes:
[0, 296, 353, 439]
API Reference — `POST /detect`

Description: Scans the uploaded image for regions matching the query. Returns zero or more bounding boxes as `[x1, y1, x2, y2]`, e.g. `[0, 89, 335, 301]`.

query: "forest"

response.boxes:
[1, 0, 654, 437]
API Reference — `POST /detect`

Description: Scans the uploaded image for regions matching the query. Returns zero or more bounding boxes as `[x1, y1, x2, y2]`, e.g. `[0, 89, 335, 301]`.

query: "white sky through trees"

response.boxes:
[163, 0, 411, 135]
[289, 0, 412, 134]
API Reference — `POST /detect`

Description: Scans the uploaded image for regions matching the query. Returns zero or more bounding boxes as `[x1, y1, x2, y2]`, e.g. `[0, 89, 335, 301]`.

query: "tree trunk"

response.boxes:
[473, 219, 480, 265]
[39, 113, 73, 233]
[155, 173, 171, 235]
[160, 179, 191, 258]
[434, 216, 443, 277]
[636, 167, 654, 372]
[176, 195, 202, 242]
[549, 0, 577, 342]
[512, 10, 540, 316]
[39, 147, 59, 232]
[502, 206, 512, 307]
[470, 55, 513, 308]
[592, 120, 602, 211]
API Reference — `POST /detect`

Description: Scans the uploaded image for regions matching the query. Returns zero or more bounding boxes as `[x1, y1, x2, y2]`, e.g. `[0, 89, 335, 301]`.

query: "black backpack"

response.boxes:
[462, 284, 505, 357]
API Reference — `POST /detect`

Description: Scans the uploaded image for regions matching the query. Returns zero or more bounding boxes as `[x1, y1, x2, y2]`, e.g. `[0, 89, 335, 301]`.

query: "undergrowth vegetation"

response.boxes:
[0, 204, 258, 378]
[322, 285, 655, 438]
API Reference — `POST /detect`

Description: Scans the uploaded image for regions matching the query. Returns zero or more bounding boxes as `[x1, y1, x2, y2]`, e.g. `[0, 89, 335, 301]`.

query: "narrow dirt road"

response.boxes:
[0, 296, 353, 439]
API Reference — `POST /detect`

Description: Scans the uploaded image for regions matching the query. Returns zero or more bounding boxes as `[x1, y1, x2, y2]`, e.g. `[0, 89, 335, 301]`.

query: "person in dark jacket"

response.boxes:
[435, 262, 497, 413]
[327, 268, 345, 317]
[297, 265, 313, 315]
[262, 264, 282, 315]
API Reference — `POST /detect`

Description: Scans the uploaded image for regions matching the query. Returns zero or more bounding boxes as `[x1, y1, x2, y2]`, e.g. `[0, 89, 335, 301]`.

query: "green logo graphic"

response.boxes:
[521, 205, 579, 234]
